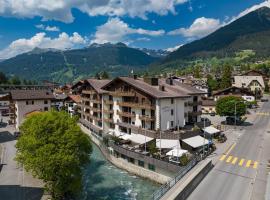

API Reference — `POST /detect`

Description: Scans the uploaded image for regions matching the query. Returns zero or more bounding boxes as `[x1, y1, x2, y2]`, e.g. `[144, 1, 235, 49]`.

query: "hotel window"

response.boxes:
[138, 160, 144, 168]
[171, 109, 174, 116]
[171, 98, 174, 104]
[148, 164, 155, 171]
[44, 107, 48, 111]
[26, 101, 29, 105]
[32, 101, 34, 105]
[44, 100, 48, 104]
[171, 121, 174, 127]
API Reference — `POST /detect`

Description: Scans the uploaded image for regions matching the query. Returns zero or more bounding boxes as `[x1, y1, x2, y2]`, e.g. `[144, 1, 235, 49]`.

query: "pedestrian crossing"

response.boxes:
[256, 112, 270, 116]
[219, 154, 258, 169]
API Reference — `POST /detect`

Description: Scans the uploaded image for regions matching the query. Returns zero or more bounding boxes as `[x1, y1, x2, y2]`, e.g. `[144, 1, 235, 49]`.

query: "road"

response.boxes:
[188, 99, 270, 200]
[0, 118, 44, 200]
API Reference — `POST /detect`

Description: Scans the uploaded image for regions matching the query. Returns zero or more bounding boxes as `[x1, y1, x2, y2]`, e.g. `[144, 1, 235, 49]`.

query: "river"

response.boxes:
[81, 143, 160, 200]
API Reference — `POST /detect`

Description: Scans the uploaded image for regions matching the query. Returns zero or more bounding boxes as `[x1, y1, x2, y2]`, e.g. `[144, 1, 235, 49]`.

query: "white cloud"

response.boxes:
[35, 24, 60, 32]
[137, 37, 151, 41]
[168, 17, 222, 39]
[91, 18, 165, 44]
[165, 44, 183, 52]
[0, 0, 188, 23]
[0, 32, 86, 59]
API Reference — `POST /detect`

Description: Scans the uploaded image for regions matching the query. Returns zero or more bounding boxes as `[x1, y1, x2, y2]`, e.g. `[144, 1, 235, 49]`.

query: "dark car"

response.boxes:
[261, 98, 269, 102]
[226, 116, 242, 125]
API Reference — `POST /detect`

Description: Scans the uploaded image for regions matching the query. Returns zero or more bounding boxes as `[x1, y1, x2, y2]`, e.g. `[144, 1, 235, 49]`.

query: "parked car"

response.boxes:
[226, 116, 242, 125]
[261, 98, 269, 102]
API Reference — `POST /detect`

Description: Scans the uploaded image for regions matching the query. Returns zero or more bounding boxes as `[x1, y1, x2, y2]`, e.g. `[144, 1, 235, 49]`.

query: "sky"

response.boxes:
[0, 0, 269, 59]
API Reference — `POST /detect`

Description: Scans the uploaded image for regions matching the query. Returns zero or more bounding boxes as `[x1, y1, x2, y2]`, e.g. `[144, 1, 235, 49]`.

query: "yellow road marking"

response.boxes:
[232, 157, 238, 165]
[253, 161, 258, 169]
[226, 156, 233, 163]
[220, 155, 227, 161]
[246, 160, 252, 167]
[239, 159, 245, 166]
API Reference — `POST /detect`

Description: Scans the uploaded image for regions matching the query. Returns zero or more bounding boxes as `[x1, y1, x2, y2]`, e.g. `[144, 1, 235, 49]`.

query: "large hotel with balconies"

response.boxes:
[80, 76, 205, 139]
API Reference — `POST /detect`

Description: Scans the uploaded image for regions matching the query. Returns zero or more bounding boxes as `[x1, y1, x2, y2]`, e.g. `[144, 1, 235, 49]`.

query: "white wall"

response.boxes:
[15, 99, 51, 129]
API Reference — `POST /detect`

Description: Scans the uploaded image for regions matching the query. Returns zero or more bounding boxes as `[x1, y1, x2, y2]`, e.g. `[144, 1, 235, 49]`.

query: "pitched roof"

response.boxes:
[67, 95, 81, 103]
[85, 79, 111, 94]
[10, 90, 55, 100]
[102, 77, 205, 99]
[233, 76, 265, 89]
[212, 86, 253, 96]
[202, 100, 216, 106]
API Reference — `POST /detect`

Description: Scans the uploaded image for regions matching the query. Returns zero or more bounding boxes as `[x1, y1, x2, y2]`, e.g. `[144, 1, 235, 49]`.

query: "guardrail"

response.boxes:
[152, 156, 199, 200]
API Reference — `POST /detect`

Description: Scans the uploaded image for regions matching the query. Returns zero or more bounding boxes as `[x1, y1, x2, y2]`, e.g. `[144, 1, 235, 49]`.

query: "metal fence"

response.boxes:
[151, 156, 199, 200]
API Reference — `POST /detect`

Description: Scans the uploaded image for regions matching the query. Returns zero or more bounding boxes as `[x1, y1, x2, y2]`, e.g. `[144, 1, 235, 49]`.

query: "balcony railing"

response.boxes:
[139, 115, 155, 121]
[118, 101, 155, 110]
[90, 115, 102, 122]
[117, 110, 136, 118]
[82, 90, 97, 95]
[91, 99, 102, 104]
[104, 118, 114, 123]
[103, 109, 114, 114]
[186, 111, 202, 117]
[109, 91, 136, 97]
[104, 100, 114, 104]
[90, 107, 102, 112]
[188, 101, 202, 106]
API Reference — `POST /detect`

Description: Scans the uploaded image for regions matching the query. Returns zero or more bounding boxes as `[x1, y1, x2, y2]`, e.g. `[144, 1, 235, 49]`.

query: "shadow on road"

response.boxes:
[0, 185, 43, 200]
[0, 131, 16, 144]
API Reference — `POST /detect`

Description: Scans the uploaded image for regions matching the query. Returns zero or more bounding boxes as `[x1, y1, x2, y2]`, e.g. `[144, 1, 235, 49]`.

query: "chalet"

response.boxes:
[232, 76, 265, 97]
[9, 90, 55, 129]
[79, 76, 205, 138]
[213, 86, 254, 101]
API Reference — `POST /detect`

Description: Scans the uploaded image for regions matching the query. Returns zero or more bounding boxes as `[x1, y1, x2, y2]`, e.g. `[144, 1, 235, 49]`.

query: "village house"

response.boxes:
[232, 76, 265, 97]
[9, 90, 55, 129]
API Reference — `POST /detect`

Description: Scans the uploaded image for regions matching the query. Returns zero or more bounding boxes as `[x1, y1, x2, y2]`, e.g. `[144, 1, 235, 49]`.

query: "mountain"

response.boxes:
[161, 7, 270, 65]
[140, 48, 169, 58]
[0, 42, 158, 83]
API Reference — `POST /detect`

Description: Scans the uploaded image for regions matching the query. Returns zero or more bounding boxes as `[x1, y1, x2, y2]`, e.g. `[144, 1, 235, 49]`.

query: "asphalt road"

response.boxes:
[188, 98, 270, 200]
[0, 119, 43, 200]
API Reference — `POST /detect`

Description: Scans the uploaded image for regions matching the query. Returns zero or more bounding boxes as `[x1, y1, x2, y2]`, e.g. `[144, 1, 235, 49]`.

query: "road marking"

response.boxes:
[226, 156, 233, 163]
[220, 155, 227, 161]
[253, 161, 258, 169]
[246, 160, 252, 168]
[225, 143, 236, 155]
[232, 157, 238, 165]
[239, 159, 245, 166]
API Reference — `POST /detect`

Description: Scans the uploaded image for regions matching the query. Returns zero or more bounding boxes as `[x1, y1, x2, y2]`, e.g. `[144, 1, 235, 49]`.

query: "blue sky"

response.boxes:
[0, 0, 267, 59]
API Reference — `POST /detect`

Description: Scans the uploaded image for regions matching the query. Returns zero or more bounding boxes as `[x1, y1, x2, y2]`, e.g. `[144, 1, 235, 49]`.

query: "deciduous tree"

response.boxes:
[216, 96, 246, 117]
[16, 111, 92, 199]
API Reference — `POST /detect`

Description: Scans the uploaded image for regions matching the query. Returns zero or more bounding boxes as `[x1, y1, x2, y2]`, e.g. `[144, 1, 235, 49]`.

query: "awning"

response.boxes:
[129, 134, 153, 144]
[203, 126, 220, 135]
[156, 139, 180, 149]
[119, 134, 132, 140]
[166, 148, 188, 157]
[182, 136, 210, 148]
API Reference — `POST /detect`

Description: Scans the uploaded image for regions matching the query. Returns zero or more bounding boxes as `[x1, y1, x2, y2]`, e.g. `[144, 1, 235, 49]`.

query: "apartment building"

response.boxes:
[10, 90, 54, 129]
[80, 76, 205, 138]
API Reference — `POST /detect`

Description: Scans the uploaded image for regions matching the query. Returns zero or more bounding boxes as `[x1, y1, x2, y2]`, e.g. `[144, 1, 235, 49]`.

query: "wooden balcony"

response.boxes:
[82, 90, 97, 95]
[91, 99, 102, 104]
[118, 101, 155, 110]
[139, 115, 155, 122]
[104, 118, 114, 123]
[188, 101, 202, 106]
[186, 111, 202, 117]
[90, 107, 102, 112]
[109, 91, 136, 97]
[104, 100, 114, 105]
[90, 115, 102, 122]
[103, 109, 114, 114]
[117, 110, 135, 118]
[81, 97, 90, 102]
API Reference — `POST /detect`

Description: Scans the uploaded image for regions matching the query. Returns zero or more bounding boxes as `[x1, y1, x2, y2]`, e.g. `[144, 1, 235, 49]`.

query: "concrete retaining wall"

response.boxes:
[160, 159, 213, 200]
[80, 124, 171, 184]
